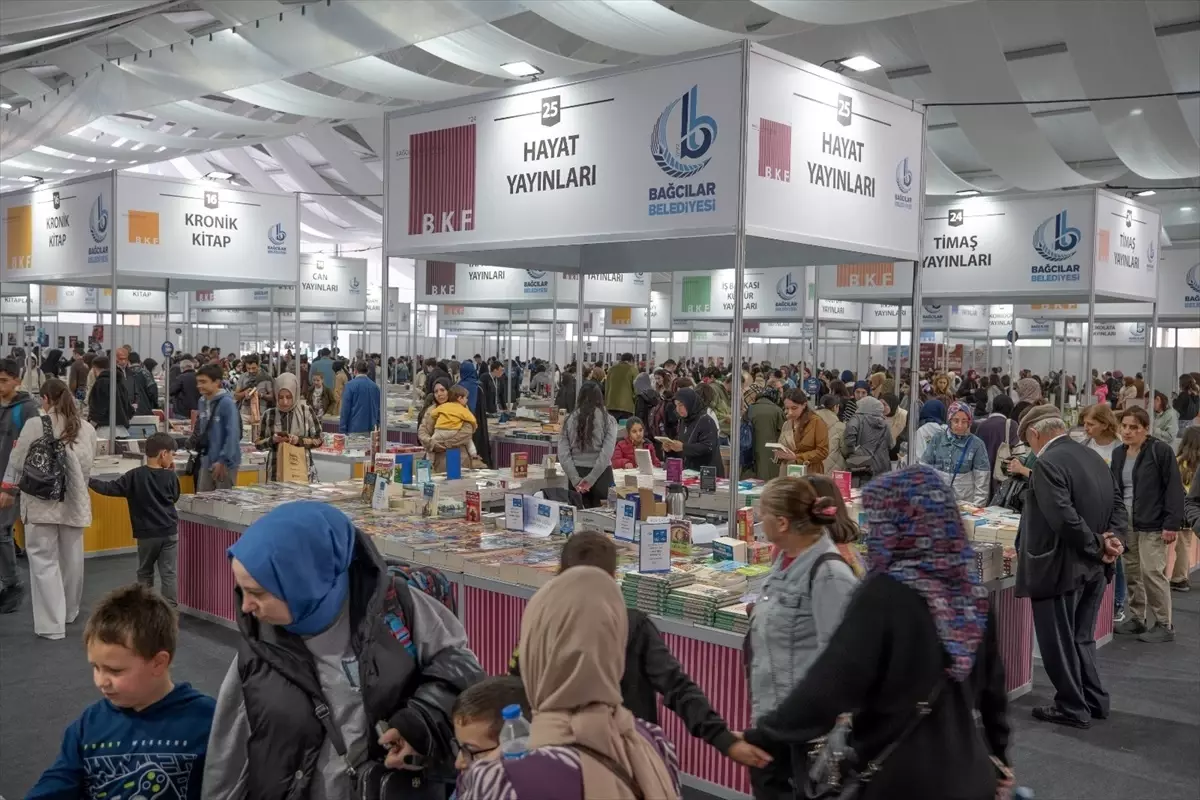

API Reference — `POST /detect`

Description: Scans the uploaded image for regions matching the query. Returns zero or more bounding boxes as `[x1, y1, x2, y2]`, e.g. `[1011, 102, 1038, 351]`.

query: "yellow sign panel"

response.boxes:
[128, 210, 160, 245]
[5, 205, 33, 270]
[610, 307, 632, 325]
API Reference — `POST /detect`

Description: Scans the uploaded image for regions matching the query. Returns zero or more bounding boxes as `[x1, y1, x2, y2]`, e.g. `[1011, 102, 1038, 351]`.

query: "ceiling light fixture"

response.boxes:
[1181, 206, 1194, 212]
[956, 189, 981, 197]
[501, 61, 543, 78]
[1134, 189, 1156, 197]
[0, 102, 12, 110]
[18, 175, 43, 183]
[838, 55, 881, 72]
[205, 170, 233, 181]
[1129, 108, 1144, 116]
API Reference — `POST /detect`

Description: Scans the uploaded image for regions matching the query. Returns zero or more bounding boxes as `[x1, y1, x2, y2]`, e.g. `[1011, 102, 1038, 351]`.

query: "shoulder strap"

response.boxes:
[860, 678, 946, 781]
[567, 742, 645, 800]
[40, 414, 53, 438]
[12, 402, 22, 435]
[808, 551, 849, 596]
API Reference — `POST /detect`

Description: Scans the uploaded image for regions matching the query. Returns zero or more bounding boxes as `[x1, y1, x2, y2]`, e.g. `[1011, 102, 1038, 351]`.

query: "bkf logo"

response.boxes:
[758, 118, 791, 182]
[1033, 210, 1081, 262]
[425, 261, 457, 296]
[203, 191, 219, 209]
[775, 272, 798, 303]
[196, 290, 214, 302]
[836, 94, 853, 127]
[895, 158, 913, 194]
[52, 192, 61, 210]
[89, 195, 109, 244]
[948, 208, 964, 227]
[408, 124, 476, 235]
[651, 85, 718, 179]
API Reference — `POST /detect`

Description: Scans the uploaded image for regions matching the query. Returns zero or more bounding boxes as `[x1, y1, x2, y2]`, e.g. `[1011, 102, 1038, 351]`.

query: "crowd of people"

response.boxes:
[2, 341, 1199, 799]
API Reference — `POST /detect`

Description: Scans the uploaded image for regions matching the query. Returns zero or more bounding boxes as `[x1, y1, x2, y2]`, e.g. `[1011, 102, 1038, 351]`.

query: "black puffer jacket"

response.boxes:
[227, 531, 483, 800]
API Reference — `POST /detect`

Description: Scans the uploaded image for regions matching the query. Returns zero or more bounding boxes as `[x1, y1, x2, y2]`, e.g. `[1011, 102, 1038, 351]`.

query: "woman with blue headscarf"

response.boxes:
[203, 501, 484, 800]
[457, 360, 492, 468]
[745, 466, 1011, 799]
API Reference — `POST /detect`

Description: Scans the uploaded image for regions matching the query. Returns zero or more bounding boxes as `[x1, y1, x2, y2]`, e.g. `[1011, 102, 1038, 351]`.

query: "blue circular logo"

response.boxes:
[650, 85, 718, 179]
[1187, 263, 1200, 293]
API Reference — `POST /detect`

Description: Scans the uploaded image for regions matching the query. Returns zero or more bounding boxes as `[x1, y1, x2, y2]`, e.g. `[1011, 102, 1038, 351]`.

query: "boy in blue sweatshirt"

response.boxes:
[28, 584, 216, 799]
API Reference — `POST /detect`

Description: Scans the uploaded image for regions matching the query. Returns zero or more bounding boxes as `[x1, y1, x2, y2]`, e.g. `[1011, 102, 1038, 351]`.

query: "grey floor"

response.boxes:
[2, 554, 1198, 800]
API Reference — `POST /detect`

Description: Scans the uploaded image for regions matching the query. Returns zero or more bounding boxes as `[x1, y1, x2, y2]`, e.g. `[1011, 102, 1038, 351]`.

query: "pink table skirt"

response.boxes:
[178, 520, 241, 623]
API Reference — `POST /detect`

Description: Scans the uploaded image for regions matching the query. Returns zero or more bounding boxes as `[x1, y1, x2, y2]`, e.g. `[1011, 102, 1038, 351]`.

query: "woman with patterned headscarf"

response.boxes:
[744, 465, 1011, 800]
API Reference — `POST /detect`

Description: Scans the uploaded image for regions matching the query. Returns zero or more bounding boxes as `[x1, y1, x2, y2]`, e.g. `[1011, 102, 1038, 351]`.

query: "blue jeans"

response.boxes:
[1114, 556, 1127, 610]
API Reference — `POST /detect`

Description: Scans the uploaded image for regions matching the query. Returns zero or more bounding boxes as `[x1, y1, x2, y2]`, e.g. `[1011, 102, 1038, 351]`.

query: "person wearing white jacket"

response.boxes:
[0, 377, 96, 639]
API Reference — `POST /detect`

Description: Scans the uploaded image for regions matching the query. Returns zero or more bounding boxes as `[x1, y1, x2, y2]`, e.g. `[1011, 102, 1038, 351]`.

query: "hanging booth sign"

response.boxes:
[1014, 318, 1053, 338]
[0, 294, 35, 316]
[605, 291, 668, 330]
[672, 267, 860, 321]
[418, 263, 649, 307]
[988, 305, 1014, 338]
[1087, 321, 1149, 347]
[859, 303, 947, 331]
[1, 173, 114, 283]
[1092, 191, 1161, 302]
[118, 175, 298, 286]
[948, 305, 989, 332]
[191, 256, 366, 312]
[1157, 245, 1200, 320]
[745, 50, 924, 261]
[38, 286, 180, 314]
[1011, 302, 1154, 321]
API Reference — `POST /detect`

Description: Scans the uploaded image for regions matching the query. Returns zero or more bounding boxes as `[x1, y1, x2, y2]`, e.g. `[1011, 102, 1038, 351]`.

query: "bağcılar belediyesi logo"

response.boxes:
[1185, 263, 1200, 309]
[87, 194, 110, 265]
[648, 85, 718, 218]
[1030, 209, 1082, 284]
[266, 222, 287, 255]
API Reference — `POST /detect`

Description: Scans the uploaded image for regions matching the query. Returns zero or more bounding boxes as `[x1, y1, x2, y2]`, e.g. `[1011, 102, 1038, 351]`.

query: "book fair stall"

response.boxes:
[0, 172, 305, 555]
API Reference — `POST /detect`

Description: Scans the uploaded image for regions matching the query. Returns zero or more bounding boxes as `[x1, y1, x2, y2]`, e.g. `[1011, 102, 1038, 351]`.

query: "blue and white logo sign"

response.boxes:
[87, 193, 110, 265]
[161, 341, 175, 358]
[1185, 263, 1200, 309]
[1033, 210, 1081, 262]
[266, 222, 288, 255]
[89, 195, 109, 243]
[1031, 209, 1082, 284]
[776, 272, 798, 303]
[651, 85, 718, 179]
[349, 276, 362, 295]
[523, 269, 549, 295]
[1146, 241, 1156, 272]
[893, 157, 914, 210]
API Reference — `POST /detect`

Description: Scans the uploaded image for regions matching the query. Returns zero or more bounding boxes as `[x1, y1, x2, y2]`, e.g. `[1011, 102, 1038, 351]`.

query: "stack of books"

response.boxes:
[620, 569, 695, 615]
[713, 602, 752, 635]
[662, 583, 745, 626]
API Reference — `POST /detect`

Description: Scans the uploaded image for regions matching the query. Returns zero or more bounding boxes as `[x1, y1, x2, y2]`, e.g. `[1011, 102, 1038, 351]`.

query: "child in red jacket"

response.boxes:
[611, 416, 662, 469]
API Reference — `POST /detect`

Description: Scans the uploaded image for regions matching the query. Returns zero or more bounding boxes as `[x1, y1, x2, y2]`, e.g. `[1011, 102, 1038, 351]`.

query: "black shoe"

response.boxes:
[0, 583, 24, 614]
[1169, 580, 1190, 593]
[1090, 709, 1109, 720]
[1114, 617, 1147, 635]
[14, 544, 25, 559]
[1032, 705, 1091, 729]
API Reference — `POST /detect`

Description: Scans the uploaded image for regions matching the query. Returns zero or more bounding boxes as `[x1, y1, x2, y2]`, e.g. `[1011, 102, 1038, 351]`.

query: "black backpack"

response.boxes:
[20, 416, 67, 501]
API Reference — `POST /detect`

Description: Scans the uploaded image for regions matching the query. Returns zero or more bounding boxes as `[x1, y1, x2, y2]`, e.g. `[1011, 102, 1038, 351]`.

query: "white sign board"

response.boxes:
[673, 267, 858, 321]
[1015, 317, 1053, 338]
[190, 255, 365, 311]
[989, 305, 1014, 338]
[418, 262, 649, 307]
[948, 305, 989, 332]
[1087, 321, 1148, 346]
[386, 51, 741, 257]
[1092, 191, 1160, 302]
[745, 48, 923, 261]
[921, 193, 1095, 300]
[0, 295, 35, 316]
[1, 173, 114, 282]
[859, 303, 947, 331]
[1158, 246, 1199, 320]
[605, 291, 669, 330]
[117, 174, 297, 285]
[1011, 302, 1154, 321]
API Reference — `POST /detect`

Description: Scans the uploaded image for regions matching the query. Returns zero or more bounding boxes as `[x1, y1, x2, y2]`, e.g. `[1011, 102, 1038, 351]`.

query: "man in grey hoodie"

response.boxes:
[842, 395, 894, 483]
[0, 358, 42, 612]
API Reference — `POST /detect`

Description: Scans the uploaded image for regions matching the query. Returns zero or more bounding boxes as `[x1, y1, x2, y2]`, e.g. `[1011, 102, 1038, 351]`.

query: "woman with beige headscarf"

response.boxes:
[255, 371, 322, 482]
[457, 566, 681, 800]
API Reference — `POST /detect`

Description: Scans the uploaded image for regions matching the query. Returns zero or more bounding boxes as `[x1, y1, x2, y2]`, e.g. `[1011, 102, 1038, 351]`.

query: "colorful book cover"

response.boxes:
[511, 451, 529, 479]
[465, 490, 481, 522]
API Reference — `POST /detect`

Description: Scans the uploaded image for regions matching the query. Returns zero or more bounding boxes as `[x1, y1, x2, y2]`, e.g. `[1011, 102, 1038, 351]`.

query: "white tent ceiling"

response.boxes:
[2, 0, 1197, 248]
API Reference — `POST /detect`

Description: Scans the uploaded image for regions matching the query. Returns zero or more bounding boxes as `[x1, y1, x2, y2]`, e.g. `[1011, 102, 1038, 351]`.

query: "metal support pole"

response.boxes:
[552, 274, 559, 370]
[164, 281, 171, 416]
[108, 219, 119, 452]
[645, 302, 653, 366]
[576, 274, 585, 401]
[1149, 296, 1159, 432]
[855, 323, 863, 378]
[507, 305, 515, 407]
[894, 303, 903, 380]
[727, 42, 750, 524]
[798, 264, 808, 376]
[906, 110, 930, 464]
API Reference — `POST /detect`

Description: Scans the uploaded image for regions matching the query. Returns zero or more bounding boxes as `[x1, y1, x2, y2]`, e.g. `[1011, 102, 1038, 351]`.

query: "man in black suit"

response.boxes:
[1016, 404, 1126, 729]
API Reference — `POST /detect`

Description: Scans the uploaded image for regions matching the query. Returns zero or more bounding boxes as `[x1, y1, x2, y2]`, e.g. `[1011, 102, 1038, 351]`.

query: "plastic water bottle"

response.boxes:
[498, 704, 531, 760]
[1014, 788, 1034, 800]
